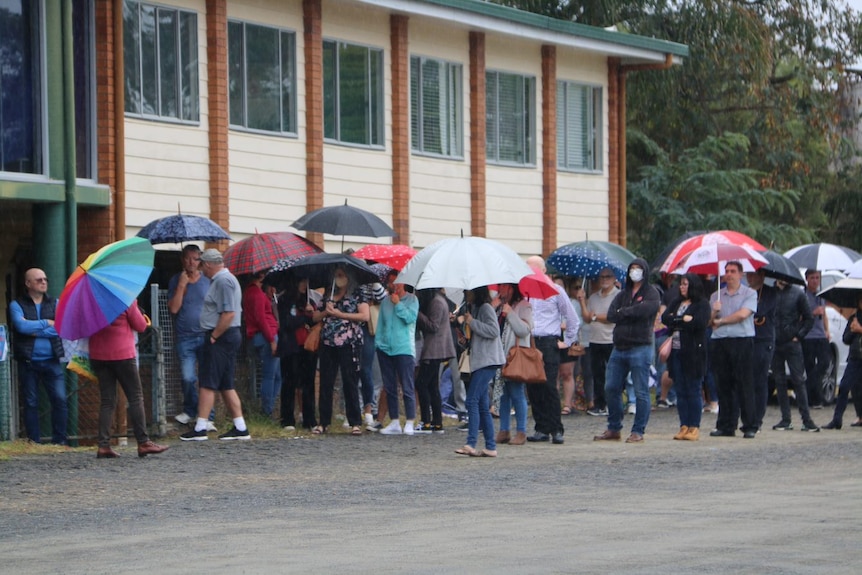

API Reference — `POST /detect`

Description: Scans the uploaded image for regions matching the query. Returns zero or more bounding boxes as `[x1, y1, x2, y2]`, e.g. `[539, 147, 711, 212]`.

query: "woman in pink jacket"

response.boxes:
[89, 302, 168, 459]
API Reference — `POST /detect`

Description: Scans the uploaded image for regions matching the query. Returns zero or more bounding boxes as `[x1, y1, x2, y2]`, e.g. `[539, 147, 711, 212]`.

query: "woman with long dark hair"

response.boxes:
[415, 288, 457, 433]
[455, 286, 505, 457]
[661, 273, 710, 441]
[276, 276, 319, 431]
[495, 282, 533, 446]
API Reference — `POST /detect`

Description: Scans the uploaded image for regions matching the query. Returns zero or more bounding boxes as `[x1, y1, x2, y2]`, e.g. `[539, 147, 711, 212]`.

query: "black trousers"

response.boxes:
[710, 337, 756, 434]
[802, 338, 830, 407]
[589, 343, 613, 410]
[752, 339, 774, 430]
[525, 336, 563, 435]
[280, 349, 317, 428]
[416, 358, 444, 427]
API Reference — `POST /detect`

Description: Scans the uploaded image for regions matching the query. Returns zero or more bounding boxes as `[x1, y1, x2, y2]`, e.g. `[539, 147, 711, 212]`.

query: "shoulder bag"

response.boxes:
[502, 336, 546, 384]
[304, 322, 322, 353]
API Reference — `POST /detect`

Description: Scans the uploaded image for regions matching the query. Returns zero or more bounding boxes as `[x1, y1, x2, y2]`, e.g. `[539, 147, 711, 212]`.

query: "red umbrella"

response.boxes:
[673, 244, 769, 276]
[353, 244, 417, 271]
[518, 270, 560, 300]
[223, 232, 322, 276]
[658, 230, 766, 275]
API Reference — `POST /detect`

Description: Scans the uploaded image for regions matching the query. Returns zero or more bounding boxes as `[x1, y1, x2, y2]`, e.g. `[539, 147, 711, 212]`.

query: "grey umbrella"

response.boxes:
[760, 250, 805, 285]
[291, 200, 396, 250]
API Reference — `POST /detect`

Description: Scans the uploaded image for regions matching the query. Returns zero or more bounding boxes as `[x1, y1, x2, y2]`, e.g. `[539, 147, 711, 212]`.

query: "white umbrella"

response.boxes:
[783, 243, 862, 272]
[397, 236, 533, 290]
[818, 277, 862, 308]
[844, 259, 862, 279]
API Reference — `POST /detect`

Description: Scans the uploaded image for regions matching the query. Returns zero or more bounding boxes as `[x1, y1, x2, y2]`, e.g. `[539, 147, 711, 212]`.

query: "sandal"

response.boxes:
[561, 406, 573, 416]
[455, 445, 479, 456]
[350, 426, 362, 436]
[311, 425, 327, 435]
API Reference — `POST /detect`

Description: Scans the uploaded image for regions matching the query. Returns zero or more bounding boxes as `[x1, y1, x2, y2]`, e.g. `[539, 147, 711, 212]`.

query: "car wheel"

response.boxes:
[821, 355, 836, 405]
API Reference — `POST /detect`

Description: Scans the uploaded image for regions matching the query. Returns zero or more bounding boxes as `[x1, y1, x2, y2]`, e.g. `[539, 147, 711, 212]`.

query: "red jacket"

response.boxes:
[243, 283, 278, 342]
[89, 304, 148, 361]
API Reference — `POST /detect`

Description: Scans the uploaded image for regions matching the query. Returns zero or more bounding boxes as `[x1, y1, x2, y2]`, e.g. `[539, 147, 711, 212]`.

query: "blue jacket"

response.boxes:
[375, 293, 418, 357]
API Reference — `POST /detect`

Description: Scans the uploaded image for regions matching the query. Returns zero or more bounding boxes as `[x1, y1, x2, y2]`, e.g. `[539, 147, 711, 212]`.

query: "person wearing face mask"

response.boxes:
[310, 266, 370, 436]
[594, 258, 660, 443]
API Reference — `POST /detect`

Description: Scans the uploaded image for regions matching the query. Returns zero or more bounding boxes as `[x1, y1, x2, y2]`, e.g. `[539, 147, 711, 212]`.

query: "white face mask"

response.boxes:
[629, 268, 644, 283]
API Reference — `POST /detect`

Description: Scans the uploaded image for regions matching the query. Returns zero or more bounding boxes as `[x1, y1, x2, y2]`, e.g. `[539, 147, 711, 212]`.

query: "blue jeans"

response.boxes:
[466, 366, 498, 450]
[18, 359, 67, 444]
[831, 358, 862, 426]
[668, 350, 703, 428]
[176, 333, 205, 418]
[605, 345, 652, 435]
[253, 332, 281, 416]
[359, 325, 377, 409]
[377, 351, 416, 420]
[499, 378, 527, 433]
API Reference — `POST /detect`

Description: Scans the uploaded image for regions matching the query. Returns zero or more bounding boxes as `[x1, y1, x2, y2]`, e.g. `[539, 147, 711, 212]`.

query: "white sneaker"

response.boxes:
[174, 413, 192, 425]
[627, 404, 636, 415]
[403, 420, 415, 436]
[380, 420, 402, 435]
[206, 421, 218, 432]
[283, 425, 296, 431]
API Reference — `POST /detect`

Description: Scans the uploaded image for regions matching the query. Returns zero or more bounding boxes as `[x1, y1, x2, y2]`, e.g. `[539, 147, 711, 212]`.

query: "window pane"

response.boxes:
[369, 48, 382, 146]
[339, 43, 369, 144]
[73, 0, 93, 179]
[123, 0, 141, 114]
[322, 40, 337, 140]
[139, 4, 157, 115]
[246, 24, 280, 132]
[447, 64, 462, 156]
[0, 0, 41, 173]
[157, 8, 178, 118]
[228, 21, 244, 126]
[280, 31, 295, 133]
[179, 11, 198, 121]
[485, 72, 498, 161]
[421, 59, 442, 154]
[497, 73, 524, 163]
[410, 56, 420, 149]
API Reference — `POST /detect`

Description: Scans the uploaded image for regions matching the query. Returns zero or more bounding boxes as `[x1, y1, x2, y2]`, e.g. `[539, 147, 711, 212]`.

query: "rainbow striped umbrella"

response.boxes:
[55, 237, 155, 340]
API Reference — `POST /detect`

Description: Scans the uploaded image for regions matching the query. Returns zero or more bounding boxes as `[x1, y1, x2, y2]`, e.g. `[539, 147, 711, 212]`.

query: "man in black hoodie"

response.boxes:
[594, 258, 660, 443]
[770, 279, 820, 432]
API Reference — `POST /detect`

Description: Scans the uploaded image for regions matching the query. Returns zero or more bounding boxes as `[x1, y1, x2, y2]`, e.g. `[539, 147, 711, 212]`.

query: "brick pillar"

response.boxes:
[469, 31, 486, 238]
[83, 0, 117, 257]
[303, 0, 324, 248]
[541, 45, 557, 257]
[607, 58, 620, 246]
[207, 0, 230, 249]
[390, 14, 409, 244]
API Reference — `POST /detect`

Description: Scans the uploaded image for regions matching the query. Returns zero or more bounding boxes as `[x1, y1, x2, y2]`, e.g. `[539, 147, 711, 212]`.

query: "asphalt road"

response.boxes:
[1, 405, 859, 574]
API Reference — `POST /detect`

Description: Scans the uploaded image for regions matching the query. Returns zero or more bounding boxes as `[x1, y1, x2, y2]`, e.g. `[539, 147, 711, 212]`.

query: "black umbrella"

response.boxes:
[291, 199, 396, 250]
[818, 278, 862, 309]
[760, 250, 805, 285]
[137, 214, 231, 244]
[275, 253, 380, 290]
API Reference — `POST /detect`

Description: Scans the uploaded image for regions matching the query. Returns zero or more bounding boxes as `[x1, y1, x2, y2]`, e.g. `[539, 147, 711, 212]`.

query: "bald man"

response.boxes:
[10, 268, 68, 444]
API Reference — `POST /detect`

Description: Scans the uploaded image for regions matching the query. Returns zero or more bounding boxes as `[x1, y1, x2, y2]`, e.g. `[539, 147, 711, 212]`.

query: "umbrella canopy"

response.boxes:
[673, 244, 769, 276]
[55, 237, 155, 340]
[518, 270, 560, 300]
[136, 214, 230, 245]
[291, 200, 396, 239]
[353, 243, 417, 271]
[844, 259, 862, 279]
[397, 236, 533, 290]
[760, 250, 805, 285]
[547, 240, 636, 283]
[223, 232, 322, 276]
[369, 262, 396, 284]
[658, 231, 767, 275]
[287, 253, 380, 289]
[784, 243, 862, 273]
[650, 230, 707, 273]
[818, 277, 862, 309]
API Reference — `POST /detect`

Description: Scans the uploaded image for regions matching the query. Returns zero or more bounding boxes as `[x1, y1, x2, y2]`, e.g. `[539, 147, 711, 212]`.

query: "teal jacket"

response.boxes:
[375, 293, 418, 357]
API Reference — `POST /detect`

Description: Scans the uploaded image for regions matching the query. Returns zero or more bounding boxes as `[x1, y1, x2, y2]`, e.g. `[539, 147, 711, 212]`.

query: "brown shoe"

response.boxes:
[496, 430, 510, 444]
[137, 441, 169, 458]
[509, 432, 527, 445]
[625, 433, 644, 443]
[673, 425, 689, 440]
[682, 427, 699, 441]
[96, 446, 120, 459]
[593, 430, 621, 441]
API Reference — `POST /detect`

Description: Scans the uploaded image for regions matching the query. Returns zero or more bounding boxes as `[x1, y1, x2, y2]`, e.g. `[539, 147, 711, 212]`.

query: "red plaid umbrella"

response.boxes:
[353, 244, 417, 271]
[223, 232, 322, 276]
[658, 230, 766, 275]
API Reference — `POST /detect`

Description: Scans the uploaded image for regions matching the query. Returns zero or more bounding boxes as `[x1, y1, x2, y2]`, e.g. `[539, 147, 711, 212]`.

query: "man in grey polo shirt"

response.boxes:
[709, 261, 758, 439]
[180, 248, 250, 441]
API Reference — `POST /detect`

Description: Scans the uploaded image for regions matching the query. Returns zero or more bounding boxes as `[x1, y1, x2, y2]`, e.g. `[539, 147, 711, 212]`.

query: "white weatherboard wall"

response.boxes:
[484, 34, 544, 257]
[555, 47, 610, 246]
[124, 0, 210, 238]
[228, 0, 307, 234]
[407, 18, 472, 249]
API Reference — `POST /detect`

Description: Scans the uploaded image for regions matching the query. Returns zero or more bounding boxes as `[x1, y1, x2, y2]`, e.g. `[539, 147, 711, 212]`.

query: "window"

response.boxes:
[228, 21, 296, 134]
[0, 0, 42, 174]
[323, 40, 384, 147]
[485, 71, 535, 166]
[557, 81, 602, 172]
[123, 0, 199, 122]
[410, 56, 462, 158]
[73, 0, 95, 179]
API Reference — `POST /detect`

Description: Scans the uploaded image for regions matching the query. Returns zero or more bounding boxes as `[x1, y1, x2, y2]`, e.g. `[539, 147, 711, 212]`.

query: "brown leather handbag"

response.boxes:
[502, 337, 546, 384]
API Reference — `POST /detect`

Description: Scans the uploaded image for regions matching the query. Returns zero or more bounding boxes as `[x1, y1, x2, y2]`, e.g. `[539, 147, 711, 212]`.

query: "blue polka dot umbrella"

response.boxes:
[547, 240, 636, 282]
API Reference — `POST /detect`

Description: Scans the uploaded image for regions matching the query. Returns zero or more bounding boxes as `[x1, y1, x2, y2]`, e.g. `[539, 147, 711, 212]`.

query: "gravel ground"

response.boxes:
[1, 405, 860, 574]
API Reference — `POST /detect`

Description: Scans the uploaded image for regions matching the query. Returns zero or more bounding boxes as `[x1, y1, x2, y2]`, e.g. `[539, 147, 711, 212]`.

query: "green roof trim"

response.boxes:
[412, 0, 688, 57]
[0, 179, 111, 206]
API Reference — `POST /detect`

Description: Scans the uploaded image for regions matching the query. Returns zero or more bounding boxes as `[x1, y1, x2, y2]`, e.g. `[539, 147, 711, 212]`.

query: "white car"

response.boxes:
[821, 305, 849, 404]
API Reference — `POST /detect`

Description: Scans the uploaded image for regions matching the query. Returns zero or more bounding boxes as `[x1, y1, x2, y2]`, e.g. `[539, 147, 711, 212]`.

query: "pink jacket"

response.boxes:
[89, 304, 148, 361]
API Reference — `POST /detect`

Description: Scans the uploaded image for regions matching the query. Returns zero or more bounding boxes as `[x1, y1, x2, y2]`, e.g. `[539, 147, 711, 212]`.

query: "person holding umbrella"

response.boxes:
[311, 265, 370, 436]
[275, 276, 319, 431]
[243, 271, 281, 418]
[90, 301, 169, 458]
[823, 292, 862, 430]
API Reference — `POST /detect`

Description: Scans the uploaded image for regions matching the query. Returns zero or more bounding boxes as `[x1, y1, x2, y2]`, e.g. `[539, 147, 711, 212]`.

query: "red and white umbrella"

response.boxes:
[658, 231, 767, 275]
[353, 244, 417, 271]
[673, 243, 769, 276]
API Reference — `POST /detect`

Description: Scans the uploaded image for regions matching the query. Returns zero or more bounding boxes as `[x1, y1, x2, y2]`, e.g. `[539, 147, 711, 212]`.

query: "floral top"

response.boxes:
[319, 288, 367, 348]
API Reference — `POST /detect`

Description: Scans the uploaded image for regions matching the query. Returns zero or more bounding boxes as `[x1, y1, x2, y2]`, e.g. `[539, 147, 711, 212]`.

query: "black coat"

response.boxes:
[661, 298, 710, 381]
